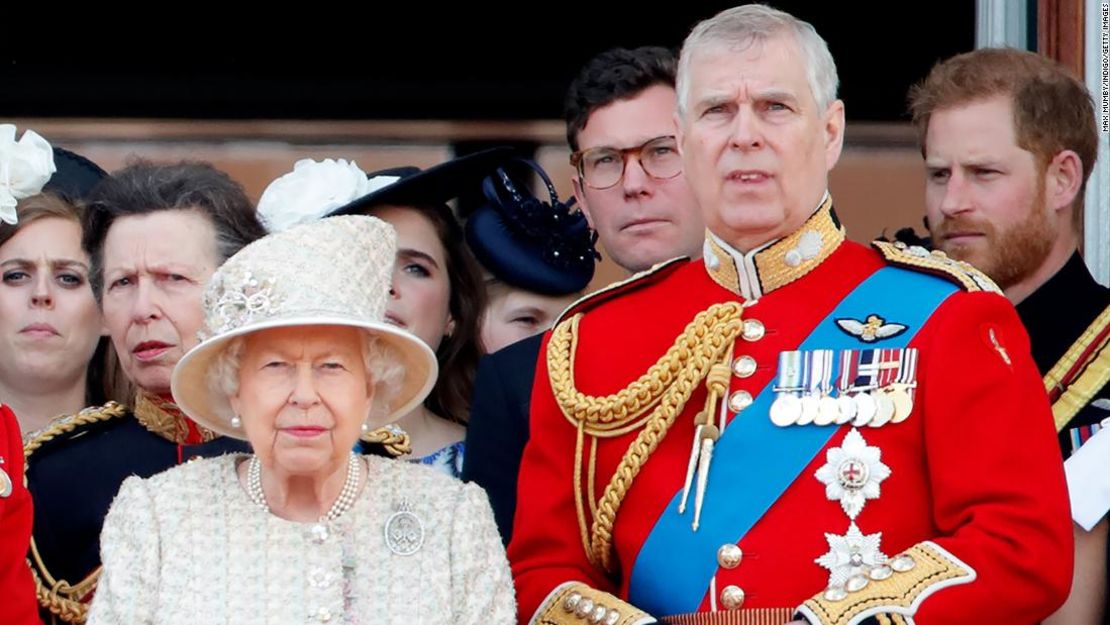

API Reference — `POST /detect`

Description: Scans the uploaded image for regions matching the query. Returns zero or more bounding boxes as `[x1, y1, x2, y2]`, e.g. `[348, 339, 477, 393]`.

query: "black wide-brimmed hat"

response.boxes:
[326, 148, 514, 219]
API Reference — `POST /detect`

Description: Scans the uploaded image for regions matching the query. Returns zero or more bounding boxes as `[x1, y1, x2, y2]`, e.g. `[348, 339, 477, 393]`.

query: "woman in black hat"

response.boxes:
[465, 159, 599, 353]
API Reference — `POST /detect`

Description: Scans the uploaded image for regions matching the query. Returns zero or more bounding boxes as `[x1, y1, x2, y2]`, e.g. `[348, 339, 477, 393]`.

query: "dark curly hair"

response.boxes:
[564, 46, 678, 153]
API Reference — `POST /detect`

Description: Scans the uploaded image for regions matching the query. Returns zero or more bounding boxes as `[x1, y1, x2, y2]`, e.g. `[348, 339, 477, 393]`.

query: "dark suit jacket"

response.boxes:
[1015, 252, 1110, 458]
[462, 333, 543, 545]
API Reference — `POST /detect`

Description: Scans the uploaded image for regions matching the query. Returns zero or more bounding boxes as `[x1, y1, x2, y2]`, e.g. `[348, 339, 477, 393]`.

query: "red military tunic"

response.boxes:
[508, 202, 1072, 625]
[1, 404, 39, 625]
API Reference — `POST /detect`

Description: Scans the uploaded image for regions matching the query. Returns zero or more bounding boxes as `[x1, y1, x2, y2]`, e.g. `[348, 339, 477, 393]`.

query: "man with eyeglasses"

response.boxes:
[463, 46, 703, 544]
[567, 49, 705, 274]
[508, 5, 1070, 625]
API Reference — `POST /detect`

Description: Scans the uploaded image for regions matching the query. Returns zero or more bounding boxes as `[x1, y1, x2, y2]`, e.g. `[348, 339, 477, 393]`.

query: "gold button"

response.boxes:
[717, 544, 743, 569]
[742, 319, 765, 341]
[732, 355, 757, 378]
[728, 390, 753, 412]
[720, 585, 745, 610]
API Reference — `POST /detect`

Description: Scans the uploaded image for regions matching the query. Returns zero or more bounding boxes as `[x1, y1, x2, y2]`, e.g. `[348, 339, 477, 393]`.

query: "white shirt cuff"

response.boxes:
[1065, 426, 1110, 531]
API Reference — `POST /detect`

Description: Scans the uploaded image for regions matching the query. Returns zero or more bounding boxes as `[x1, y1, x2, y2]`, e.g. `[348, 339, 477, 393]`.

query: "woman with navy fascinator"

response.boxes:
[465, 158, 600, 353]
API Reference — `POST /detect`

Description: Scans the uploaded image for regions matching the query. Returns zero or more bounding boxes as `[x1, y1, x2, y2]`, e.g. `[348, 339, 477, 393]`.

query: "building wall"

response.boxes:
[20, 119, 929, 292]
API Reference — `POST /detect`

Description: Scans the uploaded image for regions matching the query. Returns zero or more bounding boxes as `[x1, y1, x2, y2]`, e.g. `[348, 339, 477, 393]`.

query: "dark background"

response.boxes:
[0, 2, 976, 122]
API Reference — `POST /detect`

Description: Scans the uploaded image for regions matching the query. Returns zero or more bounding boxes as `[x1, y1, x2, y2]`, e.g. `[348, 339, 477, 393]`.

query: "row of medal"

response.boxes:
[769, 348, 918, 427]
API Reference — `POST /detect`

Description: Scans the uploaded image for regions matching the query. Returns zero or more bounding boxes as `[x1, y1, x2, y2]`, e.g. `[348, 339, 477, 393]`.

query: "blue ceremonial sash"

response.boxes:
[627, 267, 959, 615]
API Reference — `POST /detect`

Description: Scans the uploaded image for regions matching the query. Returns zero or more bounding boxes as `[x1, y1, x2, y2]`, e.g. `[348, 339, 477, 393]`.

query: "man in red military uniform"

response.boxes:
[507, 5, 1073, 625]
[1, 404, 39, 625]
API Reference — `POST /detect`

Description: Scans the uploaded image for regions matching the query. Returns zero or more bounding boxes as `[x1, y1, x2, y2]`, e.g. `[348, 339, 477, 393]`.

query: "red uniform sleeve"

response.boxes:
[913, 292, 1072, 621]
[802, 292, 1074, 625]
[508, 333, 619, 623]
[1, 405, 41, 625]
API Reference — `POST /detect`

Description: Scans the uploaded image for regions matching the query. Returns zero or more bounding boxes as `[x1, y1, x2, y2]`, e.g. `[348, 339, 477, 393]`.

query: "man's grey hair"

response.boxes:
[206, 330, 405, 428]
[676, 4, 839, 118]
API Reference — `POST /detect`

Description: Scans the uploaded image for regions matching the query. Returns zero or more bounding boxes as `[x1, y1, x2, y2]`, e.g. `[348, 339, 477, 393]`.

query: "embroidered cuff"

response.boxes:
[531, 582, 656, 625]
[796, 541, 975, 625]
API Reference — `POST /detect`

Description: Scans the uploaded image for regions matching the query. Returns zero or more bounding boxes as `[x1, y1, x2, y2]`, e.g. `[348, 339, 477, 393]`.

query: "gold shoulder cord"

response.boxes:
[547, 302, 744, 571]
[23, 401, 128, 624]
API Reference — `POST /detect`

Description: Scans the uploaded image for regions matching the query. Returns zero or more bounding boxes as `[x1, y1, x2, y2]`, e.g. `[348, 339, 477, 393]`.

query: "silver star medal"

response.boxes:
[815, 428, 891, 519]
[815, 522, 888, 588]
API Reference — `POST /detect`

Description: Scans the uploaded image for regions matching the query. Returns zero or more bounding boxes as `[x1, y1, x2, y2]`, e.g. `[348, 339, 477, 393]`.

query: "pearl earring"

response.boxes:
[360, 421, 370, 433]
[230, 415, 242, 428]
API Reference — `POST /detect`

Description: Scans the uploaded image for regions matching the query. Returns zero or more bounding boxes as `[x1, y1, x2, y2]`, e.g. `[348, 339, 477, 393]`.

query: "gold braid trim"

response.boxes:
[28, 555, 99, 624]
[872, 241, 1001, 294]
[23, 401, 128, 624]
[1053, 339, 1110, 431]
[531, 582, 652, 625]
[549, 304, 744, 434]
[1043, 304, 1110, 393]
[1042, 304, 1110, 431]
[132, 392, 217, 445]
[661, 608, 798, 624]
[548, 303, 744, 571]
[23, 401, 128, 459]
[573, 424, 592, 559]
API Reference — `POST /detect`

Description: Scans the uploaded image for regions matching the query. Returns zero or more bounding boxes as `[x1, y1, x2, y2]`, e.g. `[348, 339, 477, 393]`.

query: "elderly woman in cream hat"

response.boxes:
[87, 216, 515, 625]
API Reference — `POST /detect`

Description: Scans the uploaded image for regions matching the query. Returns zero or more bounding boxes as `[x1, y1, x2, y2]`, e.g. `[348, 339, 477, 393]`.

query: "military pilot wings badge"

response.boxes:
[836, 315, 907, 343]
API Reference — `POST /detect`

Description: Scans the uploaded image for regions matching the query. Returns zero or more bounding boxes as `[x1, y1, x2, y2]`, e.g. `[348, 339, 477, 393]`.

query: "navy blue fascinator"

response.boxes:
[465, 159, 599, 295]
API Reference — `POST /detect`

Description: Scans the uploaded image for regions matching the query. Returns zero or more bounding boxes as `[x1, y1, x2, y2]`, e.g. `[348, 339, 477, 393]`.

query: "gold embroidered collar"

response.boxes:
[133, 392, 217, 445]
[703, 194, 845, 299]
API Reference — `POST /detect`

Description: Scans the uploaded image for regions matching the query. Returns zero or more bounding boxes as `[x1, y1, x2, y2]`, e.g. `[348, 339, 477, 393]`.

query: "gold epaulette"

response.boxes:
[23, 401, 128, 624]
[797, 541, 975, 625]
[554, 256, 688, 326]
[530, 582, 655, 625]
[872, 241, 1001, 294]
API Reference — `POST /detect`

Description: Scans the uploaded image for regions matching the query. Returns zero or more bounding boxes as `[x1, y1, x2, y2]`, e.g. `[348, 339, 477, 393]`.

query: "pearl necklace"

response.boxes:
[247, 453, 362, 522]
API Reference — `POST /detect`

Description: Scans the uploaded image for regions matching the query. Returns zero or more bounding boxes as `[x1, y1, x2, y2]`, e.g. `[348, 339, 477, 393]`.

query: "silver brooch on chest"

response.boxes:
[814, 428, 891, 519]
[384, 499, 424, 556]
